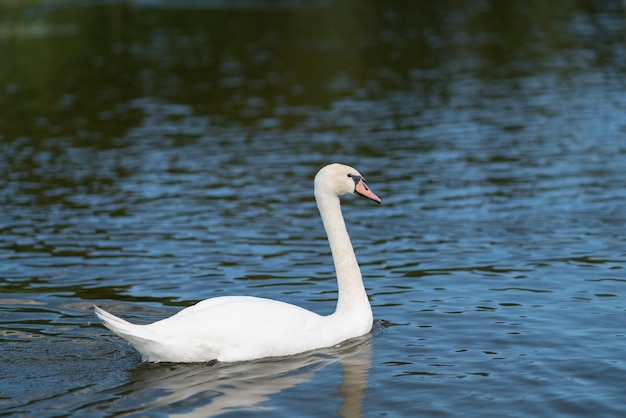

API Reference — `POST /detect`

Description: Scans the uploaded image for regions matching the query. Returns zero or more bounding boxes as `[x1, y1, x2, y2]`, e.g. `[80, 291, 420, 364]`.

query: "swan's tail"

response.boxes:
[94, 305, 137, 336]
[95, 305, 166, 361]
[94, 305, 157, 344]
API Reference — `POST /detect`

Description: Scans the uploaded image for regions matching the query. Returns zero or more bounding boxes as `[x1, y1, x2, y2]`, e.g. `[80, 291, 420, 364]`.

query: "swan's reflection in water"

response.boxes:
[107, 331, 374, 417]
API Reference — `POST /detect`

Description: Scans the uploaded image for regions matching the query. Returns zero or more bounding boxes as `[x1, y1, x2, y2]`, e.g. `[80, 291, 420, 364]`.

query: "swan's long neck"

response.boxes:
[316, 190, 371, 316]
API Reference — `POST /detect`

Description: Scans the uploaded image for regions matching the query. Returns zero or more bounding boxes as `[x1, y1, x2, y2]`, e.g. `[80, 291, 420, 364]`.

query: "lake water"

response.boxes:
[1, 0, 625, 416]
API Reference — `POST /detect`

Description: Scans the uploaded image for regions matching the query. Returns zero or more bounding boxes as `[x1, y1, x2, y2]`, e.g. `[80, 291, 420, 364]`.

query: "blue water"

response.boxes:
[1, 1, 625, 416]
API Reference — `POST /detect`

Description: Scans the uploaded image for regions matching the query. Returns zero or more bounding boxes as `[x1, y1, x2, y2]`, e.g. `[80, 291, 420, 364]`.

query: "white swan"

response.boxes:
[95, 163, 381, 363]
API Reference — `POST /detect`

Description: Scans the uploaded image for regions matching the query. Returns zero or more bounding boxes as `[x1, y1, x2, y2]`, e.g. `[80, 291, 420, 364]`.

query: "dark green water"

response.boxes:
[1, 1, 625, 416]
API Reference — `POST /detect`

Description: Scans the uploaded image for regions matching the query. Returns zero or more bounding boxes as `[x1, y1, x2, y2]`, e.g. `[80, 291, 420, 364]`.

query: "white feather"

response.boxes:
[95, 163, 380, 363]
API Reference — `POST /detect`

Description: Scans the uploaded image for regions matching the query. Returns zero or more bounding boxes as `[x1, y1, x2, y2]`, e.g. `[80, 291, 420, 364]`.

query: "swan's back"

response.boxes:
[96, 296, 360, 362]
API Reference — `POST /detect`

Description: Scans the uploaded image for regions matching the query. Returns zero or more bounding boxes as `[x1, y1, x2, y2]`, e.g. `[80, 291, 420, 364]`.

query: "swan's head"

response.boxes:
[314, 163, 381, 204]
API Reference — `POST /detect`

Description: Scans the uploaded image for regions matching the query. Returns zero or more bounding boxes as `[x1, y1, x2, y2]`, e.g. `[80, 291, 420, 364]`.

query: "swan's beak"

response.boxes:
[355, 179, 382, 204]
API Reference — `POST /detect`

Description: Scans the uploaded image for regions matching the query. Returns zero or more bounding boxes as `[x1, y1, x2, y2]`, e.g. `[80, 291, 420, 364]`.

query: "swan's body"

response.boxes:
[95, 163, 381, 363]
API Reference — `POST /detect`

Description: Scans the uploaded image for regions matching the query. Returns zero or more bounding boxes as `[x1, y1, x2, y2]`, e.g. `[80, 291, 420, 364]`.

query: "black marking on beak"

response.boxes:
[347, 173, 362, 187]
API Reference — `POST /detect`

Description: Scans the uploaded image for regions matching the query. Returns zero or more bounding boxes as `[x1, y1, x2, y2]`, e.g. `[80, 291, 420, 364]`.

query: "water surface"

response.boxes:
[1, 1, 626, 416]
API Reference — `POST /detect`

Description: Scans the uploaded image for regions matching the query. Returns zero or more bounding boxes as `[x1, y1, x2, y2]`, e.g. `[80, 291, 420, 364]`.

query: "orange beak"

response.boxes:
[354, 178, 382, 204]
